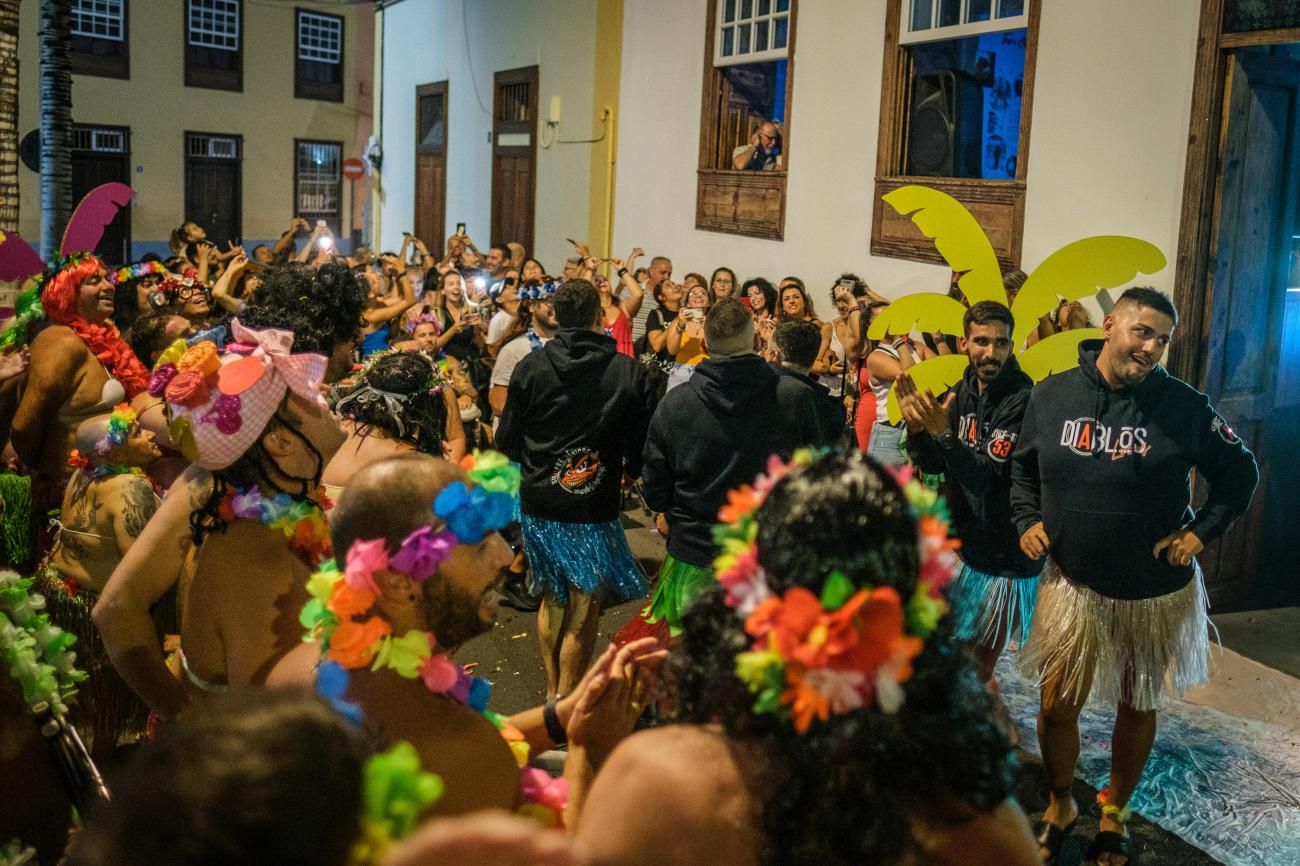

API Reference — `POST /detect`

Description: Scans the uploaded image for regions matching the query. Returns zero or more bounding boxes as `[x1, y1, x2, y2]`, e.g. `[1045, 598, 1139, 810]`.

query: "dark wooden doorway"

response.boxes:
[1174, 1, 1300, 608]
[184, 132, 243, 248]
[415, 81, 449, 259]
[71, 125, 131, 265]
[491, 65, 538, 253]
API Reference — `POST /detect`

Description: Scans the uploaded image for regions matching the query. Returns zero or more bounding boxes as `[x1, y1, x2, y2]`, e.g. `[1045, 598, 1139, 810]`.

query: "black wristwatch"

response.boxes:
[543, 697, 567, 745]
[936, 428, 958, 449]
[617, 267, 629, 278]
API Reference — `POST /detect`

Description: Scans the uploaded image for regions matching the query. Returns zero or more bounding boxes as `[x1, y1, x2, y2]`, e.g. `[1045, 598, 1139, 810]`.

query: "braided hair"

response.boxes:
[671, 451, 1014, 866]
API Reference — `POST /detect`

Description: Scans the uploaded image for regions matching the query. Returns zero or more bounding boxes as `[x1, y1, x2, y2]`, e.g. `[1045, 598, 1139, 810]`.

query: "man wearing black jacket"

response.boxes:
[497, 279, 654, 698]
[1010, 288, 1257, 866]
[770, 320, 846, 447]
[637, 300, 823, 633]
[900, 301, 1041, 690]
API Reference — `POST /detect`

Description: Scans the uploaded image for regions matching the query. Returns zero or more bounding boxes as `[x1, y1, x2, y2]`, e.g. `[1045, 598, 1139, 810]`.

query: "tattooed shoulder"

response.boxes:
[120, 477, 159, 539]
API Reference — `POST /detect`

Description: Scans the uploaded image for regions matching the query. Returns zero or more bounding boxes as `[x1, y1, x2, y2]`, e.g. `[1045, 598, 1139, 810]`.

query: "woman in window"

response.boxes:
[710, 267, 738, 303]
[743, 277, 778, 356]
[664, 280, 712, 392]
[775, 279, 832, 375]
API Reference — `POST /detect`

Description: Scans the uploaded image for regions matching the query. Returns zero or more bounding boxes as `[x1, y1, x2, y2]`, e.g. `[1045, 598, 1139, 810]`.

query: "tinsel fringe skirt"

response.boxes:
[948, 560, 1040, 654]
[1016, 560, 1212, 712]
[519, 514, 648, 606]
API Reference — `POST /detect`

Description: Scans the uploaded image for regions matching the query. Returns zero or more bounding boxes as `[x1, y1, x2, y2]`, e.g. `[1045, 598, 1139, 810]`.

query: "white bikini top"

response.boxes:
[98, 376, 126, 409]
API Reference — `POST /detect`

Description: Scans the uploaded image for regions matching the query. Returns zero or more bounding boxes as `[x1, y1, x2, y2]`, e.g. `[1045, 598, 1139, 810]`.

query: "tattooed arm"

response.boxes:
[109, 475, 161, 556]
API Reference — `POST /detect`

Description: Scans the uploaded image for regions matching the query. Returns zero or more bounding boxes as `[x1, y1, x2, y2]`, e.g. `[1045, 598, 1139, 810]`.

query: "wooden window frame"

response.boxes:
[292, 139, 344, 236]
[184, 0, 243, 93]
[871, 0, 1040, 268]
[294, 7, 345, 103]
[695, 0, 798, 241]
[71, 0, 130, 80]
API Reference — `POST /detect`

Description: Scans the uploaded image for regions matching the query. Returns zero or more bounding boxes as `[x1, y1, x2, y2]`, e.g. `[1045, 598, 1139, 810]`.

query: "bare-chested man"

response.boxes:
[38, 406, 161, 754]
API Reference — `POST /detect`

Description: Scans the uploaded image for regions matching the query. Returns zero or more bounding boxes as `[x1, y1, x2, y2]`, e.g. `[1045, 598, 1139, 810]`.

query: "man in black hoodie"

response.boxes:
[497, 279, 654, 698]
[900, 301, 1041, 690]
[770, 320, 846, 446]
[637, 299, 824, 633]
[1010, 288, 1257, 866]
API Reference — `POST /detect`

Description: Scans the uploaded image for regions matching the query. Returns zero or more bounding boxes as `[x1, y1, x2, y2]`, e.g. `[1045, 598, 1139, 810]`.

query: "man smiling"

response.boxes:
[1010, 287, 1258, 866]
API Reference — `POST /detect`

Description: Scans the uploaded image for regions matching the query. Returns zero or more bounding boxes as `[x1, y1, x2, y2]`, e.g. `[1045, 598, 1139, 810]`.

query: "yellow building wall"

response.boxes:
[586, 0, 622, 263]
[16, 0, 361, 258]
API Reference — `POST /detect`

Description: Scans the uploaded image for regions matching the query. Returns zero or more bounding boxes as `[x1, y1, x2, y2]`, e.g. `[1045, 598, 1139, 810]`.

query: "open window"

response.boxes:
[295, 9, 345, 102]
[696, 0, 796, 241]
[872, 0, 1039, 266]
[185, 0, 242, 92]
[71, 0, 129, 79]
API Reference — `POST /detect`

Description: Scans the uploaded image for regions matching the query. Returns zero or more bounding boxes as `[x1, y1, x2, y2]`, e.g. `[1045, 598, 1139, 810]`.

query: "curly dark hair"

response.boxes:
[330, 351, 450, 455]
[239, 260, 366, 356]
[671, 451, 1014, 866]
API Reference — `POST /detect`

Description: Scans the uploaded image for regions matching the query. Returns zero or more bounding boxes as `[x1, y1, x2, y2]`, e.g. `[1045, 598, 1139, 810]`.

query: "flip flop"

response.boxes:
[1084, 829, 1131, 865]
[1033, 817, 1078, 866]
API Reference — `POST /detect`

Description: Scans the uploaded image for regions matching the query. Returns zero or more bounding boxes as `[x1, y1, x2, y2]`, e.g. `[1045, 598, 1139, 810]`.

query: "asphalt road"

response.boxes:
[461, 505, 1224, 866]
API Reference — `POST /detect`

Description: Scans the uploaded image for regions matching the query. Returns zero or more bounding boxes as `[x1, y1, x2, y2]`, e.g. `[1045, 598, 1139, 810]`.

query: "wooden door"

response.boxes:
[491, 66, 537, 252]
[1198, 51, 1300, 605]
[71, 126, 131, 264]
[185, 133, 243, 247]
[415, 81, 448, 258]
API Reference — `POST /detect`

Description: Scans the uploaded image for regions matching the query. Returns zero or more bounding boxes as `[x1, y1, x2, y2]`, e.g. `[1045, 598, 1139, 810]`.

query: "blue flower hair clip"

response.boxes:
[517, 280, 561, 303]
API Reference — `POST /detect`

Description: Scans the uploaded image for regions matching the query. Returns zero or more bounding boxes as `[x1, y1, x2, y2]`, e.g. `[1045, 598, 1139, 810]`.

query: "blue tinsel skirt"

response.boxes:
[519, 513, 648, 606]
[948, 559, 1040, 654]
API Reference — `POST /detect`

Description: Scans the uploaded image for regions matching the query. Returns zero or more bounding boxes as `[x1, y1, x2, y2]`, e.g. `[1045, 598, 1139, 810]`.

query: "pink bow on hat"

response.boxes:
[168, 318, 330, 470]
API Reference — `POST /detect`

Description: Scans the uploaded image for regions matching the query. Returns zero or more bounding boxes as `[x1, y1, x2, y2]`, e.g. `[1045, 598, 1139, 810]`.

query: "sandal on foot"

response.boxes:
[1032, 817, 1078, 865]
[1083, 830, 1130, 865]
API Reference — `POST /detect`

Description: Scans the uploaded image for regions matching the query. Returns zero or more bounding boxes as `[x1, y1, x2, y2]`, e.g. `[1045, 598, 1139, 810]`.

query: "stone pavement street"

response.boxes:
[460, 506, 1226, 866]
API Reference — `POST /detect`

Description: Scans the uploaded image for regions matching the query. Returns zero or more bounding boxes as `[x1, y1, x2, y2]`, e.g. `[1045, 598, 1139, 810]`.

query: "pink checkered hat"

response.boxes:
[154, 319, 328, 470]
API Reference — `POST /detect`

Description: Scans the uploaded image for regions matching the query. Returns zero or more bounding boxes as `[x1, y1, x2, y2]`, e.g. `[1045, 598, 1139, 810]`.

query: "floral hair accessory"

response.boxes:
[92, 403, 137, 457]
[334, 350, 450, 437]
[112, 260, 169, 285]
[0, 570, 88, 715]
[349, 741, 445, 866]
[403, 311, 441, 335]
[431, 451, 521, 545]
[517, 280, 561, 302]
[712, 453, 960, 733]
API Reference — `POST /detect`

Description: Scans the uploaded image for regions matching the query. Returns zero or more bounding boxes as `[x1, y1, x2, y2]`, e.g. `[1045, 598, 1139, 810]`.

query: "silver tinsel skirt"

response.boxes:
[519, 513, 648, 607]
[1017, 560, 1211, 712]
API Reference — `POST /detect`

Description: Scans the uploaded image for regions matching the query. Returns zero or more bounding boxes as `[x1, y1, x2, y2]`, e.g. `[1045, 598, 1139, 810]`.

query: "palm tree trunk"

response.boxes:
[39, 0, 71, 261]
[0, 0, 20, 234]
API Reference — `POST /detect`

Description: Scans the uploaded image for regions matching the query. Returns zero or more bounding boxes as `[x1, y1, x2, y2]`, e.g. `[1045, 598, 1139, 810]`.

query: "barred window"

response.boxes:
[188, 0, 240, 52]
[298, 12, 342, 64]
[71, 0, 124, 41]
[295, 140, 343, 232]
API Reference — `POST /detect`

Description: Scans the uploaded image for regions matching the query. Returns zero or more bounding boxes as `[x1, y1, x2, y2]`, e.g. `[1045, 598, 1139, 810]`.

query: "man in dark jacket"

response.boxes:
[1010, 288, 1258, 866]
[900, 301, 1041, 689]
[770, 320, 846, 446]
[496, 279, 654, 697]
[638, 300, 823, 633]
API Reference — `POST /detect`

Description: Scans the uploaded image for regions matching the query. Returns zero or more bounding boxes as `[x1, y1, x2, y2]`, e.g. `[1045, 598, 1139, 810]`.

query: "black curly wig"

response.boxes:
[330, 351, 450, 456]
[238, 260, 366, 356]
[671, 451, 1014, 866]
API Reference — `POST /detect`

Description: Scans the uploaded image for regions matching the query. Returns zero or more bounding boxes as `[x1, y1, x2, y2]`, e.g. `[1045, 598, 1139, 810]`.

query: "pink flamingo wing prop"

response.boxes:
[60, 182, 134, 258]
[0, 231, 48, 283]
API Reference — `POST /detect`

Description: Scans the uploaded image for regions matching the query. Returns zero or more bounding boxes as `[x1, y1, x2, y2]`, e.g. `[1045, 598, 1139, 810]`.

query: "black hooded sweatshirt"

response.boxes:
[1010, 341, 1258, 599]
[642, 354, 824, 567]
[497, 329, 654, 524]
[769, 362, 846, 447]
[908, 354, 1041, 578]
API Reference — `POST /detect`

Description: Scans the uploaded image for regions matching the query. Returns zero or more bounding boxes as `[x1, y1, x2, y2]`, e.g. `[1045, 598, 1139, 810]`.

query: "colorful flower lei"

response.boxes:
[517, 280, 561, 302]
[215, 485, 333, 567]
[349, 742, 445, 866]
[0, 570, 87, 716]
[713, 454, 959, 733]
[95, 403, 137, 456]
[301, 451, 567, 828]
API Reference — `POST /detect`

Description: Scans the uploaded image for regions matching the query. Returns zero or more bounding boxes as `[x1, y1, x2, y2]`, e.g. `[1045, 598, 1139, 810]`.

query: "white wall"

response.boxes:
[614, 0, 1199, 304]
[376, 0, 600, 271]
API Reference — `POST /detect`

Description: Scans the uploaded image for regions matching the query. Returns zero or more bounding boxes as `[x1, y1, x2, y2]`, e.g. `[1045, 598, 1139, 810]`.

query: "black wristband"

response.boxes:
[617, 267, 629, 278]
[543, 697, 567, 745]
[936, 428, 958, 449]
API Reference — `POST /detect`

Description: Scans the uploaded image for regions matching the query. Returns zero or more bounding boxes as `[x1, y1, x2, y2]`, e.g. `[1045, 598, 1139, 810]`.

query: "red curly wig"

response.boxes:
[41, 255, 150, 398]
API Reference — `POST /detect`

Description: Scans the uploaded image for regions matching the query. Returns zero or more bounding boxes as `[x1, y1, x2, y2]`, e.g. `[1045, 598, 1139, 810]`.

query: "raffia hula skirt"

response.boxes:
[1016, 559, 1212, 712]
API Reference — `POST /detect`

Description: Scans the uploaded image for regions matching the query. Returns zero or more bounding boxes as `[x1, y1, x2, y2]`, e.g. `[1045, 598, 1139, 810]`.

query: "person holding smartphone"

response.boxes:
[732, 120, 783, 171]
[664, 278, 712, 392]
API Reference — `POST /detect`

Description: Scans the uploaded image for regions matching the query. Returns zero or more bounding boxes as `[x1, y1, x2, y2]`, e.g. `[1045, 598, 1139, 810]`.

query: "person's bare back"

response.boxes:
[51, 472, 158, 595]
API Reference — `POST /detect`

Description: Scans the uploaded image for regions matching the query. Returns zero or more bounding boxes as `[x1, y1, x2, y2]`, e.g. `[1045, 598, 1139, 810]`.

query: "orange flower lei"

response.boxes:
[714, 452, 960, 733]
